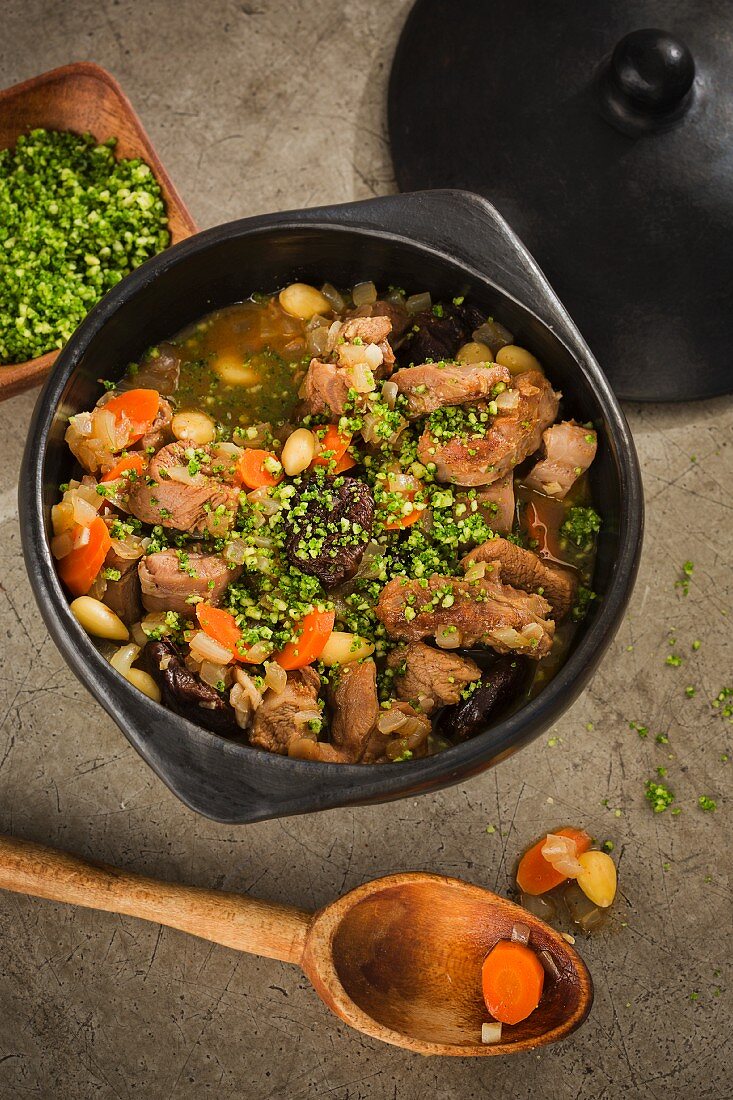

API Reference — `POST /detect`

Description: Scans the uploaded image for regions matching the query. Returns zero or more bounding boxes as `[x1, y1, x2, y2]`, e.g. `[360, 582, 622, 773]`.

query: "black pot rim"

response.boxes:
[19, 190, 644, 822]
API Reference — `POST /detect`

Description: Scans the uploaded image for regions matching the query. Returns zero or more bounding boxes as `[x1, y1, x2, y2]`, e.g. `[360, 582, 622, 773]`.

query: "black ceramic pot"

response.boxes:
[20, 191, 643, 824]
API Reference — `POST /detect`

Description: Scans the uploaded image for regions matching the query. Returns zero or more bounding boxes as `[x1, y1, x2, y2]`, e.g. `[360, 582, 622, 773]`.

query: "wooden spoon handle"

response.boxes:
[0, 834, 311, 964]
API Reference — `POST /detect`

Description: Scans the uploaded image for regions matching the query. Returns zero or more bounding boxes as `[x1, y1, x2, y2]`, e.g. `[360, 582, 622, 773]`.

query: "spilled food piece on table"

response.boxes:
[53, 280, 602, 763]
[480, 825, 618, 1044]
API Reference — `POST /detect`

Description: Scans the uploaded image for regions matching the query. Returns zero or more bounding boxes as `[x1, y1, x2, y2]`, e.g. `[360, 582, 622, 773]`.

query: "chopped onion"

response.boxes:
[435, 626, 462, 650]
[345, 363, 375, 393]
[382, 380, 398, 409]
[51, 501, 76, 536]
[510, 921, 531, 945]
[141, 611, 172, 636]
[212, 442, 243, 461]
[166, 464, 203, 486]
[72, 525, 91, 550]
[230, 668, 263, 729]
[481, 1022, 503, 1045]
[51, 531, 75, 560]
[495, 389, 520, 412]
[245, 640, 274, 664]
[464, 560, 487, 583]
[416, 694, 435, 714]
[321, 283, 346, 312]
[326, 319, 343, 352]
[200, 660, 231, 689]
[541, 833, 583, 877]
[110, 536, 145, 561]
[377, 708, 408, 735]
[294, 708, 323, 726]
[406, 291, 431, 315]
[307, 326, 329, 357]
[352, 280, 377, 307]
[249, 534, 274, 549]
[110, 642, 141, 675]
[539, 949, 561, 980]
[247, 486, 282, 515]
[71, 495, 99, 527]
[388, 472, 420, 493]
[364, 343, 384, 370]
[94, 407, 120, 450]
[473, 320, 514, 353]
[189, 629, 234, 666]
[264, 660, 287, 694]
[130, 621, 148, 647]
[490, 624, 543, 650]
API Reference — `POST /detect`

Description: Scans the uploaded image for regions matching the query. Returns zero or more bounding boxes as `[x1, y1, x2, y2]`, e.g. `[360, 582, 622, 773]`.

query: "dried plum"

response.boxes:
[439, 655, 528, 742]
[285, 475, 375, 588]
[144, 637, 238, 735]
[397, 302, 486, 366]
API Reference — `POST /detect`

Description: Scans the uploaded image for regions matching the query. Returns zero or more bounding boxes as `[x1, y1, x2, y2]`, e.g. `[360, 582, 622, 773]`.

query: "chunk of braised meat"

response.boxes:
[298, 359, 351, 419]
[339, 315, 395, 372]
[121, 342, 181, 396]
[439, 656, 529, 742]
[138, 548, 241, 615]
[375, 573, 555, 658]
[328, 659, 430, 763]
[455, 476, 515, 537]
[523, 421, 598, 499]
[349, 300, 411, 342]
[285, 475, 375, 588]
[137, 396, 173, 454]
[387, 641, 482, 713]
[128, 441, 241, 537]
[298, 314, 396, 420]
[418, 369, 560, 486]
[101, 540, 144, 625]
[329, 659, 381, 761]
[249, 667, 322, 755]
[397, 301, 485, 366]
[392, 362, 511, 418]
[462, 537, 578, 621]
[144, 638, 238, 735]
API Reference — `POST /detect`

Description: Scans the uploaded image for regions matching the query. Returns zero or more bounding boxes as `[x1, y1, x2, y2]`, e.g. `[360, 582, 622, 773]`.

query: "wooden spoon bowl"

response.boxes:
[0, 835, 592, 1056]
[305, 873, 591, 1055]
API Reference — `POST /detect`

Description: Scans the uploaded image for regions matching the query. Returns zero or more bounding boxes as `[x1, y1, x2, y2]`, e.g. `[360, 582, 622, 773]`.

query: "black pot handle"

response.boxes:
[298, 189, 597, 374]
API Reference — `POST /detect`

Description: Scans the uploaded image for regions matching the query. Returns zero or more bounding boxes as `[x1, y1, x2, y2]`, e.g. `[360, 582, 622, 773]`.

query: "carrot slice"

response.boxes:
[196, 604, 258, 663]
[311, 426, 352, 468]
[383, 492, 422, 530]
[103, 389, 160, 443]
[275, 608, 335, 670]
[58, 516, 112, 597]
[482, 940, 545, 1025]
[100, 453, 147, 482]
[237, 448, 283, 489]
[516, 827, 592, 896]
[332, 452, 357, 474]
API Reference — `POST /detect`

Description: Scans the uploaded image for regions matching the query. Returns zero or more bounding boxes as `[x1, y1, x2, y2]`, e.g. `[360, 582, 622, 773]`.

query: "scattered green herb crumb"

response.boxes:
[666, 654, 682, 668]
[711, 687, 733, 721]
[685, 685, 697, 698]
[697, 795, 717, 813]
[602, 840, 614, 853]
[655, 733, 669, 744]
[629, 721, 648, 739]
[675, 560, 694, 596]
[689, 991, 699, 1002]
[645, 779, 675, 813]
[692, 640, 701, 651]
[486, 824, 496, 834]
[547, 736, 561, 747]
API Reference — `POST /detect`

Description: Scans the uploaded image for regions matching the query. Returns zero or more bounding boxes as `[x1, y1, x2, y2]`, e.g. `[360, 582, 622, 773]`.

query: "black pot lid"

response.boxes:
[389, 0, 732, 402]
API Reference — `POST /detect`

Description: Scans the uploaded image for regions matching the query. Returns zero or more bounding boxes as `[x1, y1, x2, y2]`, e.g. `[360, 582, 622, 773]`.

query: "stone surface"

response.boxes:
[1, 2, 731, 1097]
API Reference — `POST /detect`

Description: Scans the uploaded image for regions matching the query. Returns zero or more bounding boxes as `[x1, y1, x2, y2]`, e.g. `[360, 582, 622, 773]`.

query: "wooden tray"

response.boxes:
[0, 62, 197, 402]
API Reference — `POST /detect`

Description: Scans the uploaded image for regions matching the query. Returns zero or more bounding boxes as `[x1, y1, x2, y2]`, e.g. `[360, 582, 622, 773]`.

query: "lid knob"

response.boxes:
[609, 28, 695, 113]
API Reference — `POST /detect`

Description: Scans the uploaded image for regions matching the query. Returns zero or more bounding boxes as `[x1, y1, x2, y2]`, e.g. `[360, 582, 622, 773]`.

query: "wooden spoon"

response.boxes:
[0, 834, 592, 1056]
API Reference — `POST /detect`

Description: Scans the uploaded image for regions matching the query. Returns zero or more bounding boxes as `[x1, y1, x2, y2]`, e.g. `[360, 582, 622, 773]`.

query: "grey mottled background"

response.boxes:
[1, 2, 731, 1097]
